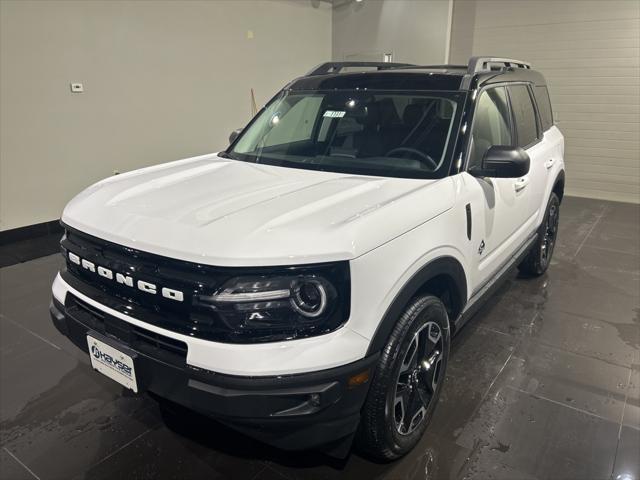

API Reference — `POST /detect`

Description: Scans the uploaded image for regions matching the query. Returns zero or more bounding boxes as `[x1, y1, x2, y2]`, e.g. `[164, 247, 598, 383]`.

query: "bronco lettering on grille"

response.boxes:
[68, 251, 184, 302]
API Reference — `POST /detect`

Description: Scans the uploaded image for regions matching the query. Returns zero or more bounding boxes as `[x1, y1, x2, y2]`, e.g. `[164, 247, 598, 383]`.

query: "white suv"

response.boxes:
[50, 57, 565, 460]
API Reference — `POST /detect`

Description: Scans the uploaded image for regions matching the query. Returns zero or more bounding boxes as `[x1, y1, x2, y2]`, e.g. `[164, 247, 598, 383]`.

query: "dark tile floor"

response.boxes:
[0, 196, 638, 480]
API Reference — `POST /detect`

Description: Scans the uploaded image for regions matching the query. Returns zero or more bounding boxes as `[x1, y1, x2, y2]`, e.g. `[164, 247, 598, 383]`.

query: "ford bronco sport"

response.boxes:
[50, 57, 565, 460]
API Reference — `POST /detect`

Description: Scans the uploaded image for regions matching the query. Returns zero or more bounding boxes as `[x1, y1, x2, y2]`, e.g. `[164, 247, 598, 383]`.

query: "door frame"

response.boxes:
[461, 80, 547, 172]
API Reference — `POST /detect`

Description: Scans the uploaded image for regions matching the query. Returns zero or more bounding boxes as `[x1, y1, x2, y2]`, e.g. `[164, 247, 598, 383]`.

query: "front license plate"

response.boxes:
[87, 335, 138, 393]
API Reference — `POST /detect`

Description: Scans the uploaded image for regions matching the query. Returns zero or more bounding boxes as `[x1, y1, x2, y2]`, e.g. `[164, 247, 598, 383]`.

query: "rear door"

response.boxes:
[507, 84, 547, 223]
[531, 85, 564, 221]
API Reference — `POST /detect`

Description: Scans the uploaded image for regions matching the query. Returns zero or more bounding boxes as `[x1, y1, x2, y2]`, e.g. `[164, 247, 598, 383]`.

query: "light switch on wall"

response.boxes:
[70, 83, 84, 93]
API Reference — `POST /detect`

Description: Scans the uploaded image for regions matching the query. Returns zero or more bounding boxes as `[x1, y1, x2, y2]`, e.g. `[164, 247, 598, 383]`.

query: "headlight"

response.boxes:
[194, 263, 350, 343]
[291, 278, 328, 318]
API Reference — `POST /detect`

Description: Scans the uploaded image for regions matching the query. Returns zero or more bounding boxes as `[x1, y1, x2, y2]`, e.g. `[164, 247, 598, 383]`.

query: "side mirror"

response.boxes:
[228, 128, 243, 145]
[470, 145, 530, 178]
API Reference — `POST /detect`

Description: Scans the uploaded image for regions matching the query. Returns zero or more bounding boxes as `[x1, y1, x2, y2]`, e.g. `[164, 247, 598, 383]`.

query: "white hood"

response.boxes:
[62, 153, 456, 266]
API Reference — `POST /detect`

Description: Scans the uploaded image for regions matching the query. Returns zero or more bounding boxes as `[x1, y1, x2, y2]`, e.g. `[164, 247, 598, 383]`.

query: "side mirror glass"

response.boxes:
[470, 145, 530, 178]
[228, 128, 243, 145]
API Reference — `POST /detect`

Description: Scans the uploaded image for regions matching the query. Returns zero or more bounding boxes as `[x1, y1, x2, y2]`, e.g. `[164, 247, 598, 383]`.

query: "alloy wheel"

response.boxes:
[541, 201, 559, 266]
[393, 321, 444, 435]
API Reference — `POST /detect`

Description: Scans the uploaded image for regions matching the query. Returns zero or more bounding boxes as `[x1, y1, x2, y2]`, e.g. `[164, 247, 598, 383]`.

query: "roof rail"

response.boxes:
[467, 56, 531, 74]
[306, 61, 415, 76]
[397, 64, 467, 70]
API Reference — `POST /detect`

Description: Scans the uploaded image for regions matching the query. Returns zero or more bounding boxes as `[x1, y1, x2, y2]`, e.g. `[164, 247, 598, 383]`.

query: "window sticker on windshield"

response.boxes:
[323, 110, 346, 118]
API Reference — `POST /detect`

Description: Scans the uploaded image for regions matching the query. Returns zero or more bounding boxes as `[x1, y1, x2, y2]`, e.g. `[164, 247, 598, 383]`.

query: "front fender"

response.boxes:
[364, 255, 467, 355]
[347, 205, 471, 353]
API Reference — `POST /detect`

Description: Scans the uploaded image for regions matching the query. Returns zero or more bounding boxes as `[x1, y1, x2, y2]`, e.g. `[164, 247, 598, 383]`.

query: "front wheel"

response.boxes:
[355, 295, 450, 461]
[518, 192, 560, 276]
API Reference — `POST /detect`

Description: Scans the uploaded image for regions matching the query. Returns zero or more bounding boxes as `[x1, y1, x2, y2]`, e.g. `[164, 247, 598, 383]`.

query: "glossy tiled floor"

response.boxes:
[0, 197, 638, 480]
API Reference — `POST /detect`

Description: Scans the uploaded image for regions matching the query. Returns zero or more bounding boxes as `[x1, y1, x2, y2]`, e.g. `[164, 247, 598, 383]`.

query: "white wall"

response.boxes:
[332, 0, 453, 64]
[451, 0, 640, 203]
[0, 0, 332, 231]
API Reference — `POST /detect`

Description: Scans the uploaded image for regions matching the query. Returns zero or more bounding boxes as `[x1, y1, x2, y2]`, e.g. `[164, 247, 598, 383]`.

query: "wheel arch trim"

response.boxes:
[552, 169, 566, 202]
[365, 256, 467, 356]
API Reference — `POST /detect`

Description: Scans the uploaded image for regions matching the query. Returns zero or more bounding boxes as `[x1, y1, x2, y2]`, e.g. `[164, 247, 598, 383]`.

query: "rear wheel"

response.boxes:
[356, 295, 450, 461]
[519, 192, 560, 277]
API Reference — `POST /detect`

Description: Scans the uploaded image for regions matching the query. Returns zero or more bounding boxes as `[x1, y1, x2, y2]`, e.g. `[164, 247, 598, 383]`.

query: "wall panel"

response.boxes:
[451, 0, 640, 203]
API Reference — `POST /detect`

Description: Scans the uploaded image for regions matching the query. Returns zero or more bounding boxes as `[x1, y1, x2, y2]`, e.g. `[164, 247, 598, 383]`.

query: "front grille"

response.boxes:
[65, 293, 188, 365]
[62, 228, 226, 315]
[60, 227, 241, 341]
[60, 225, 349, 343]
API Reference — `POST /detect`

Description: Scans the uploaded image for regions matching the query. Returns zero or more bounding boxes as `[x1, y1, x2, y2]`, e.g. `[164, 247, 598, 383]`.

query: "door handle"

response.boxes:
[545, 158, 556, 170]
[514, 177, 530, 192]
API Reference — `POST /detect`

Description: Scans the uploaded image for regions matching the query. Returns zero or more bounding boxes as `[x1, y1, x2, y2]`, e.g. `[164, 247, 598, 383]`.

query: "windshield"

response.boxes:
[227, 90, 463, 179]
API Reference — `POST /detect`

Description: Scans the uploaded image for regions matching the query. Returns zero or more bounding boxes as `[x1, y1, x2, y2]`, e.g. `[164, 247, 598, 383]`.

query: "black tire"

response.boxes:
[518, 192, 560, 277]
[355, 295, 450, 461]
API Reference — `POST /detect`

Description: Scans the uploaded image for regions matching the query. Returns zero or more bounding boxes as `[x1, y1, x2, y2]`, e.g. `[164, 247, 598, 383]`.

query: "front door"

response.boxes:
[466, 86, 535, 290]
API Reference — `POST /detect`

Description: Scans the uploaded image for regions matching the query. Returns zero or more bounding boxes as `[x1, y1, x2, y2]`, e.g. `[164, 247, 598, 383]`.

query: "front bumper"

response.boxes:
[50, 295, 377, 451]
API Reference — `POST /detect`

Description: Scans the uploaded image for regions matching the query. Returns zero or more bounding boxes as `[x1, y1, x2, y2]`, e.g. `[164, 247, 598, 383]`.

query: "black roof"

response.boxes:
[289, 57, 547, 92]
[290, 70, 466, 92]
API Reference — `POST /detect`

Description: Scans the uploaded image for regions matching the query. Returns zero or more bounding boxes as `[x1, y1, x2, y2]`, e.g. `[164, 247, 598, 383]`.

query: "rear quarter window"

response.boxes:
[508, 85, 539, 148]
[533, 86, 554, 131]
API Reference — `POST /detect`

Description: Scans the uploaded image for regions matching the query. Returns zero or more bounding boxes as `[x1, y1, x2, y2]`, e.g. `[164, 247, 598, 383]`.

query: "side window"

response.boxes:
[469, 87, 512, 168]
[533, 85, 553, 131]
[508, 85, 538, 148]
